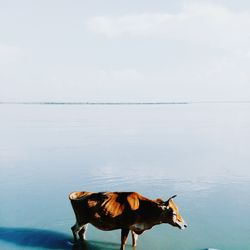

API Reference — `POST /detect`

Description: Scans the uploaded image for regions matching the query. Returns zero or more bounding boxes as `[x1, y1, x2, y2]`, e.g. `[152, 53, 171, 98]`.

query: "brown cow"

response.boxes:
[69, 191, 187, 250]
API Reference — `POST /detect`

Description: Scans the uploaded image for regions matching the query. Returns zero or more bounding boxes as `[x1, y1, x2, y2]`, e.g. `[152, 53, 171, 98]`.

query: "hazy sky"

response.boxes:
[1, 0, 250, 102]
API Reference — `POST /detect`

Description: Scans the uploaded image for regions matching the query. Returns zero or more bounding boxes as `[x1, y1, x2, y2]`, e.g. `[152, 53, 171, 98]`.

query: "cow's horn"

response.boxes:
[165, 195, 177, 205]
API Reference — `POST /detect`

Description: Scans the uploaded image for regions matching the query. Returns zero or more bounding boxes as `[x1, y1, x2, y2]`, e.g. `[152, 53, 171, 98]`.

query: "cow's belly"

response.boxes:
[91, 221, 120, 231]
[130, 223, 152, 234]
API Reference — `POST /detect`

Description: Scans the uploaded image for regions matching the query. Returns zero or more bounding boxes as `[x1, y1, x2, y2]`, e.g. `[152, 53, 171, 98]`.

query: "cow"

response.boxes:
[69, 191, 187, 250]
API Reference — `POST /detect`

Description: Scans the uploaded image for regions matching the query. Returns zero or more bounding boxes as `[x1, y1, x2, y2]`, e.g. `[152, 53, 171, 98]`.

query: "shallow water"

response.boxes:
[0, 103, 250, 250]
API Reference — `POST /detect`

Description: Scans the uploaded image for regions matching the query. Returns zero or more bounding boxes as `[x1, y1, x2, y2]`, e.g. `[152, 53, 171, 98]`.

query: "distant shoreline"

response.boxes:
[0, 101, 250, 105]
[0, 102, 189, 105]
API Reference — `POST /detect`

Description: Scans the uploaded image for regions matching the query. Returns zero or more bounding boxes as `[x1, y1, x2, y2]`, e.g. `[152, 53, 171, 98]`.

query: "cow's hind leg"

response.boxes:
[120, 228, 130, 250]
[78, 224, 88, 241]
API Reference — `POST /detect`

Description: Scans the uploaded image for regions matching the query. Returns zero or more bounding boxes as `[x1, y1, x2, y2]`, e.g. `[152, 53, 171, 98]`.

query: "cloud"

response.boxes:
[1, 2, 249, 102]
[86, 2, 250, 50]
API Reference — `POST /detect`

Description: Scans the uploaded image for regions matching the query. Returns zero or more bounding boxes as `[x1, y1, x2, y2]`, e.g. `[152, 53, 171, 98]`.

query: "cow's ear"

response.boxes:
[155, 198, 165, 205]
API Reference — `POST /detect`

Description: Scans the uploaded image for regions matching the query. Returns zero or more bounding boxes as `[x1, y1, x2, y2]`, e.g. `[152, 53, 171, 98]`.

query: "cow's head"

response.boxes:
[158, 195, 187, 230]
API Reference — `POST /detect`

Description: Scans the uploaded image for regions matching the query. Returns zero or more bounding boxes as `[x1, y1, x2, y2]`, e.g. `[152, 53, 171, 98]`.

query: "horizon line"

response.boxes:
[0, 101, 250, 105]
[1, 101, 250, 105]
[0, 101, 189, 105]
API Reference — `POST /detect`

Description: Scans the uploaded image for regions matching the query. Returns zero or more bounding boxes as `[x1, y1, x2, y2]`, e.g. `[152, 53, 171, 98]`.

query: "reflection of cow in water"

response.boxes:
[69, 191, 187, 250]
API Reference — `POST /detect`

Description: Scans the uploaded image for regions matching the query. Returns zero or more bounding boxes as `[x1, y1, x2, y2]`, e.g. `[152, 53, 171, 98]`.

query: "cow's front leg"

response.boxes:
[120, 228, 130, 250]
[78, 224, 88, 241]
[71, 224, 78, 242]
[131, 231, 138, 247]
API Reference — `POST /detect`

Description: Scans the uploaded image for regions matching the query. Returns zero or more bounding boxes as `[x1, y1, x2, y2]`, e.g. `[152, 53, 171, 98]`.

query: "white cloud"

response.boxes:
[87, 2, 250, 50]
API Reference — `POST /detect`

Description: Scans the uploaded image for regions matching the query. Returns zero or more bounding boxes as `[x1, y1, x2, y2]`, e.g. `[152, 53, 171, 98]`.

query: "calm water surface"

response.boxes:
[0, 104, 250, 250]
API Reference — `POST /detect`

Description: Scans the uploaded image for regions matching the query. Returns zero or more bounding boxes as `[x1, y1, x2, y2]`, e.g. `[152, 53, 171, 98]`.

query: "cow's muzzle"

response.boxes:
[176, 221, 188, 230]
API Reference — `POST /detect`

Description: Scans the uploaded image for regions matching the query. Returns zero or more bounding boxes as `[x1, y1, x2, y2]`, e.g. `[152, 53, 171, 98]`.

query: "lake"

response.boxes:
[0, 103, 250, 250]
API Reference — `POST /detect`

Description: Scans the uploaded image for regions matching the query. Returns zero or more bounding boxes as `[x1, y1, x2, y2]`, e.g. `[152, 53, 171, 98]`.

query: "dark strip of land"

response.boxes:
[1, 101, 250, 105]
[0, 102, 189, 105]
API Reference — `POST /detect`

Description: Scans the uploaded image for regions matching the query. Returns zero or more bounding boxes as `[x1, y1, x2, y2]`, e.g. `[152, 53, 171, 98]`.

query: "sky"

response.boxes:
[0, 0, 250, 102]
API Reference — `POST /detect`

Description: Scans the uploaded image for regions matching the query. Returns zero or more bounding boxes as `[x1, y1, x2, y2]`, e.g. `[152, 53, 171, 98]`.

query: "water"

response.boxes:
[0, 103, 250, 250]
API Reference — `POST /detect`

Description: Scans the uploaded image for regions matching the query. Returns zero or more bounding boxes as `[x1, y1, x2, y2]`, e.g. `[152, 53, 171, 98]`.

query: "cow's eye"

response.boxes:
[166, 206, 173, 213]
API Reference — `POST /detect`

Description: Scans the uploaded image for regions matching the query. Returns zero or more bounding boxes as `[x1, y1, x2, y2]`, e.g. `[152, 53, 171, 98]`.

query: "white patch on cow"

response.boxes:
[160, 205, 168, 211]
[173, 213, 177, 222]
[131, 231, 138, 246]
[130, 223, 146, 231]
